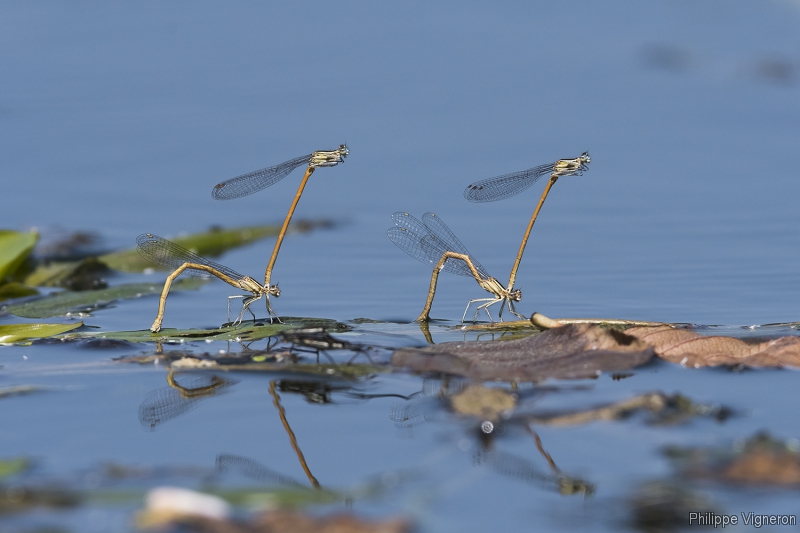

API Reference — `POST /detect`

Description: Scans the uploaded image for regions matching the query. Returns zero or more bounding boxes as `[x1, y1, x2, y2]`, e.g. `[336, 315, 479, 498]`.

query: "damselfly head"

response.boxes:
[269, 283, 281, 297]
[580, 152, 590, 164]
[338, 144, 349, 158]
[510, 289, 522, 302]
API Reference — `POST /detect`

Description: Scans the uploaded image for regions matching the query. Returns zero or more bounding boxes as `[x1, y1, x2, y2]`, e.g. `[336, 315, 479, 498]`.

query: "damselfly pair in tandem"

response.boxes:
[138, 145, 349, 332]
[390, 152, 590, 323]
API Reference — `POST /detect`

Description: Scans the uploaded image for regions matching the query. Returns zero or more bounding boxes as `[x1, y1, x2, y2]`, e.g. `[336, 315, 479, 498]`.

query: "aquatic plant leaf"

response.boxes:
[0, 322, 83, 343]
[5, 279, 206, 319]
[22, 220, 332, 285]
[0, 385, 48, 400]
[624, 325, 800, 368]
[0, 230, 38, 281]
[392, 323, 654, 381]
[0, 457, 31, 479]
[22, 259, 80, 287]
[101, 222, 314, 273]
[63, 317, 349, 343]
[526, 392, 731, 426]
[0, 282, 38, 301]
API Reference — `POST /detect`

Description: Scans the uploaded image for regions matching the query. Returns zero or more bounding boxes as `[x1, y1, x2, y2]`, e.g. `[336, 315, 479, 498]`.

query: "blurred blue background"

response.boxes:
[2, 0, 799, 325]
[2, 3, 800, 532]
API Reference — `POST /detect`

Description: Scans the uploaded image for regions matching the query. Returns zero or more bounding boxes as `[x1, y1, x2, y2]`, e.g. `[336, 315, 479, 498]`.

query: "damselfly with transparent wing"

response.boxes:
[211, 145, 349, 200]
[211, 144, 350, 291]
[136, 233, 280, 332]
[388, 212, 522, 322]
[464, 152, 591, 291]
[463, 152, 590, 203]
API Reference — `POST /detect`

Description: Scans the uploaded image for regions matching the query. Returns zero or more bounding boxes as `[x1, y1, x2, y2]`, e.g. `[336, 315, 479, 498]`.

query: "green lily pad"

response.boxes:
[0, 322, 83, 343]
[0, 385, 47, 399]
[101, 224, 290, 273]
[61, 317, 349, 343]
[5, 279, 206, 319]
[22, 223, 292, 287]
[0, 457, 31, 480]
[0, 230, 38, 282]
[0, 282, 38, 302]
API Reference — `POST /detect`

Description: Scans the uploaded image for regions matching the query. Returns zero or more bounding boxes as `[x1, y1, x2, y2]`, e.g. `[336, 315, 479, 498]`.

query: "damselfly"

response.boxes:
[136, 233, 280, 332]
[464, 152, 590, 290]
[211, 145, 349, 200]
[211, 144, 350, 290]
[388, 212, 522, 322]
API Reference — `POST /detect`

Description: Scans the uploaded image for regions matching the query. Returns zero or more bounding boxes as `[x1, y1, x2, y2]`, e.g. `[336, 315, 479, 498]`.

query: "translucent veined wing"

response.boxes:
[136, 233, 246, 281]
[211, 153, 312, 200]
[464, 153, 590, 203]
[463, 162, 553, 203]
[387, 212, 490, 279]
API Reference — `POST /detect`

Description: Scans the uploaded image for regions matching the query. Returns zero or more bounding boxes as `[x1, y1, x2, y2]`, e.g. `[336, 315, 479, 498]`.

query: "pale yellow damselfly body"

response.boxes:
[464, 152, 590, 290]
[211, 145, 350, 288]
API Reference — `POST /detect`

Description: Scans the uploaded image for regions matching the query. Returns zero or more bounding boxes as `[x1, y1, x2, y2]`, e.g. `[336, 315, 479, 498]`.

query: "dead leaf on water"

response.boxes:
[392, 323, 654, 381]
[157, 509, 412, 533]
[625, 325, 800, 368]
[665, 432, 800, 488]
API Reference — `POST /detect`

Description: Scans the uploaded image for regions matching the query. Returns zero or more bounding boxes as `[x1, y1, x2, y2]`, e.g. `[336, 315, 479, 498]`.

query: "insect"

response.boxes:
[136, 233, 280, 332]
[211, 145, 349, 200]
[388, 212, 523, 322]
[464, 152, 590, 290]
[211, 144, 350, 290]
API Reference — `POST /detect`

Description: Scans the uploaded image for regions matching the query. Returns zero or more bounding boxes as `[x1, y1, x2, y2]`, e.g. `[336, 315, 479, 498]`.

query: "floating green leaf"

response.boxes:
[0, 282, 38, 302]
[6, 279, 205, 319]
[22, 221, 332, 286]
[61, 317, 349, 343]
[0, 457, 31, 479]
[100, 224, 290, 273]
[22, 260, 79, 287]
[0, 322, 83, 343]
[0, 230, 38, 282]
[0, 385, 47, 399]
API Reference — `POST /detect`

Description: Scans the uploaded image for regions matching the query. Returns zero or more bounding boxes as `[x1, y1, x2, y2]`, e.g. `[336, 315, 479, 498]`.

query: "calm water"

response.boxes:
[2, 1, 800, 531]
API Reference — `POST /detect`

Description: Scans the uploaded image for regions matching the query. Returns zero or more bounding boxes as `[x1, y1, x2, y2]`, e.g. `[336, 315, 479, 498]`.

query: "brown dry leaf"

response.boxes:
[624, 325, 800, 368]
[722, 449, 800, 486]
[666, 433, 800, 488]
[252, 510, 412, 533]
[392, 323, 654, 381]
[140, 510, 411, 533]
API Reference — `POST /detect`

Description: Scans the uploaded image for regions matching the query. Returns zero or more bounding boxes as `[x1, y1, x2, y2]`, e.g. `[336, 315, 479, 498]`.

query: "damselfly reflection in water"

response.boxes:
[136, 233, 280, 332]
[138, 369, 238, 430]
[388, 212, 523, 322]
[465, 152, 590, 290]
[212, 144, 349, 289]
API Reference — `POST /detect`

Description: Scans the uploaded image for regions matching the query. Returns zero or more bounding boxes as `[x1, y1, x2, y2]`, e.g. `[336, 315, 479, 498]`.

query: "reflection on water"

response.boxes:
[3, 0, 800, 530]
[138, 369, 238, 430]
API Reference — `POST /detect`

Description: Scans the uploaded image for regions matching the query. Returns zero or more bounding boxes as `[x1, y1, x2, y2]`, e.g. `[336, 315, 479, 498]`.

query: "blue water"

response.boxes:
[2, 1, 800, 531]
